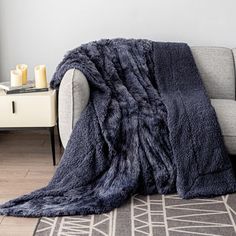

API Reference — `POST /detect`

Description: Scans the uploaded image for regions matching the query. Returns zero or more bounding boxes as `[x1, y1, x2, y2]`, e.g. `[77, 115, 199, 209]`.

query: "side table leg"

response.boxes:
[49, 127, 56, 166]
[56, 124, 63, 150]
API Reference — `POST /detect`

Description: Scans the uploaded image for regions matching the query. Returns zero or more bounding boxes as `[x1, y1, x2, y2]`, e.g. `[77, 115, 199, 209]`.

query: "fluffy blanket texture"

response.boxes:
[0, 39, 236, 217]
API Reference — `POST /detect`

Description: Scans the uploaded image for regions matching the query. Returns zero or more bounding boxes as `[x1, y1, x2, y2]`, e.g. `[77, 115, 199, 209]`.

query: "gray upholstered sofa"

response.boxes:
[58, 47, 236, 155]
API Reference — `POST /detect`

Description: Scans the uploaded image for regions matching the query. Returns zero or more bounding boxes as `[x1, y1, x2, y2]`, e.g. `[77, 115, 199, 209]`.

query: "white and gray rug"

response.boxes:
[34, 193, 236, 236]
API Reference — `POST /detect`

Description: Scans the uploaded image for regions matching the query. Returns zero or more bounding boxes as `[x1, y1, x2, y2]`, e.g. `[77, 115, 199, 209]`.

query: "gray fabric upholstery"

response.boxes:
[233, 48, 236, 72]
[58, 69, 90, 147]
[211, 99, 236, 154]
[58, 47, 236, 154]
[191, 47, 235, 99]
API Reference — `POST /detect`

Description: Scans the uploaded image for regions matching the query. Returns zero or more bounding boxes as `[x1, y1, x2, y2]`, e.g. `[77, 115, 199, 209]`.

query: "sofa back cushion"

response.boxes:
[191, 47, 235, 99]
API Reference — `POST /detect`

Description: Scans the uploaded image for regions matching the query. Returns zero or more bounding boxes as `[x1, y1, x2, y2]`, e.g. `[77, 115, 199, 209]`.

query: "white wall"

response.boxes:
[0, 0, 236, 82]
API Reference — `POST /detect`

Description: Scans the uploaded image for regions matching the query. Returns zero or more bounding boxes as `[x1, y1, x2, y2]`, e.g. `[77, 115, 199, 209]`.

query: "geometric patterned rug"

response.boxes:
[34, 193, 236, 236]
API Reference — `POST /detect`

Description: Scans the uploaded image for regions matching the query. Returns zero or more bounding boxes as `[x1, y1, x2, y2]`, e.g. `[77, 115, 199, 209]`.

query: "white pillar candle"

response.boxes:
[16, 64, 28, 85]
[11, 70, 23, 87]
[34, 65, 48, 88]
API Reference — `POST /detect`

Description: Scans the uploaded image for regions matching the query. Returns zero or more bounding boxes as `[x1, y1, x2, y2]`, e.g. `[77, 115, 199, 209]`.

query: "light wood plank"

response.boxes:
[0, 224, 36, 236]
[0, 169, 29, 179]
[0, 130, 60, 235]
[0, 194, 19, 204]
[1, 216, 38, 225]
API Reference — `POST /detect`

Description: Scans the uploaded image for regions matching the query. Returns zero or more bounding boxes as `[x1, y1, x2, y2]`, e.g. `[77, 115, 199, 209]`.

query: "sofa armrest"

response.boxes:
[58, 69, 90, 148]
[232, 48, 236, 96]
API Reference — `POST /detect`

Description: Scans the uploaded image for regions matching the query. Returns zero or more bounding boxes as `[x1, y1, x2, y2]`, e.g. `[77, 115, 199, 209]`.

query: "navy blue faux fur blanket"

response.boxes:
[0, 39, 236, 217]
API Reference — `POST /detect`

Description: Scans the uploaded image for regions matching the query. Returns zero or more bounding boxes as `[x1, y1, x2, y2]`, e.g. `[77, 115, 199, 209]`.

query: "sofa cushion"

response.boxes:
[59, 52, 236, 150]
[191, 47, 235, 100]
[211, 99, 236, 154]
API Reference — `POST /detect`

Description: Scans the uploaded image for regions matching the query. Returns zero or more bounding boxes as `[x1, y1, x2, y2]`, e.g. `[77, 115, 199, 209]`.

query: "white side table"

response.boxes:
[0, 89, 58, 165]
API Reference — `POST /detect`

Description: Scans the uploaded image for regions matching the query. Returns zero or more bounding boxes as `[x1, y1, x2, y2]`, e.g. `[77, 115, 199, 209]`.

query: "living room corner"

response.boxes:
[0, 1, 236, 236]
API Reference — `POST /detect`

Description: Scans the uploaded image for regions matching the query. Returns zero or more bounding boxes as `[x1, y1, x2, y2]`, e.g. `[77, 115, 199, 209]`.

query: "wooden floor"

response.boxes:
[0, 130, 62, 236]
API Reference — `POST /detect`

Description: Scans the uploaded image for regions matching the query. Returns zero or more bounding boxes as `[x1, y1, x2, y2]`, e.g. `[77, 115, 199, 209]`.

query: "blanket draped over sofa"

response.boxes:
[0, 39, 236, 217]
